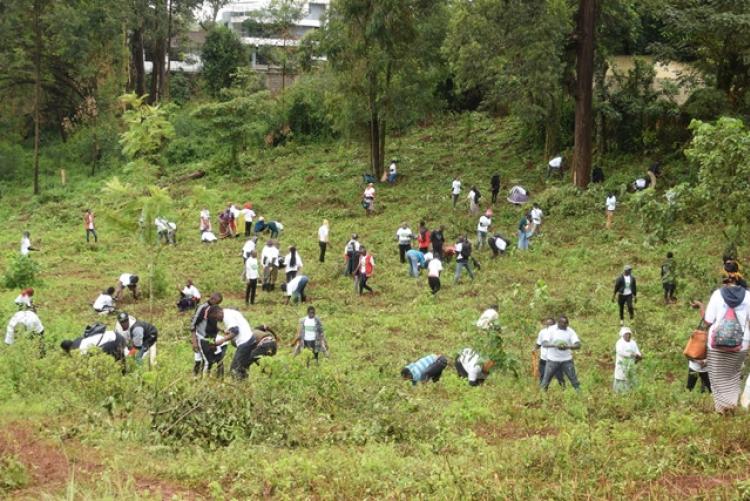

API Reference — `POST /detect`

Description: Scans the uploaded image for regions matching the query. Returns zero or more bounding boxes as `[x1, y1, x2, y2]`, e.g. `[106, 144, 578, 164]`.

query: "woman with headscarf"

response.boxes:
[613, 326, 642, 393]
[702, 261, 750, 412]
[284, 245, 303, 282]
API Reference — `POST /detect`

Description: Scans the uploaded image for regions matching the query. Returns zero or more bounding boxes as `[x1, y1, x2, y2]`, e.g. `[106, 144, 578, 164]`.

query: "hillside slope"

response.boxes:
[0, 114, 745, 499]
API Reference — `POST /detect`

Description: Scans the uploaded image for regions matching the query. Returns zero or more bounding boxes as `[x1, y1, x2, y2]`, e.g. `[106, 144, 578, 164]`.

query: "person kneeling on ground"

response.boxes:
[292, 306, 328, 365]
[115, 312, 158, 366]
[61, 329, 128, 362]
[455, 348, 495, 386]
[93, 287, 116, 314]
[283, 274, 309, 304]
[401, 354, 448, 386]
[177, 279, 201, 312]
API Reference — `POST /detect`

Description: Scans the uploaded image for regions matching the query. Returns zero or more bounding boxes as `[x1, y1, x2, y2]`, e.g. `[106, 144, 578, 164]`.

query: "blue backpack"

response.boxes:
[710, 307, 744, 352]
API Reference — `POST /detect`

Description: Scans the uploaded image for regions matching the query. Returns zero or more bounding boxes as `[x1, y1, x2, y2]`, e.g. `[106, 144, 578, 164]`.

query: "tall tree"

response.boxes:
[201, 26, 249, 97]
[571, 0, 597, 188]
[321, 0, 446, 178]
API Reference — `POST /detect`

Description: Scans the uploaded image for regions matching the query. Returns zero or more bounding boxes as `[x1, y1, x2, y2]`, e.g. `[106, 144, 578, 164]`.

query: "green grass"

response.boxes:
[0, 113, 747, 499]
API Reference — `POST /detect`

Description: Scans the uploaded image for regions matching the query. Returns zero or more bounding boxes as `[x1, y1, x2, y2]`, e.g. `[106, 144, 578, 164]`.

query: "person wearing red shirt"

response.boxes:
[356, 247, 374, 295]
[417, 221, 431, 254]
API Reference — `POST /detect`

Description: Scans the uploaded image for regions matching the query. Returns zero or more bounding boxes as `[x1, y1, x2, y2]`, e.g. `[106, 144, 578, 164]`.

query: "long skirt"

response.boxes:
[707, 349, 748, 412]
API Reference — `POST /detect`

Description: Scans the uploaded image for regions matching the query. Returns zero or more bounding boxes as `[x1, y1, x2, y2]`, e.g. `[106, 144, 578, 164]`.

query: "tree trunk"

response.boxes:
[594, 58, 608, 156]
[130, 26, 146, 96]
[32, 0, 43, 195]
[571, 0, 596, 189]
[367, 71, 382, 178]
[163, 0, 173, 101]
[543, 92, 560, 161]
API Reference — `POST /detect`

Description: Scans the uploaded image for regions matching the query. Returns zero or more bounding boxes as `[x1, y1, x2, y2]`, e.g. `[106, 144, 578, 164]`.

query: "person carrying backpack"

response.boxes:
[702, 261, 750, 413]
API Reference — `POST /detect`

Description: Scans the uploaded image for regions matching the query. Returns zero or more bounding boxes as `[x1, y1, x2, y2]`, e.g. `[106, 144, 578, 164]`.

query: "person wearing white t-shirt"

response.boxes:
[476, 305, 499, 331]
[455, 348, 494, 386]
[488, 233, 508, 258]
[241, 203, 256, 237]
[292, 306, 328, 364]
[427, 256, 443, 295]
[261, 240, 280, 291]
[395, 222, 414, 264]
[605, 193, 616, 229]
[60, 330, 128, 361]
[476, 210, 492, 249]
[540, 316, 581, 391]
[243, 250, 260, 305]
[534, 318, 563, 386]
[92, 287, 116, 314]
[20, 231, 38, 257]
[530, 203, 544, 234]
[547, 155, 563, 178]
[5, 310, 44, 346]
[212, 308, 276, 380]
[467, 187, 480, 215]
[177, 280, 201, 311]
[284, 246, 303, 281]
[387, 160, 397, 184]
[114, 273, 139, 301]
[283, 274, 309, 304]
[363, 183, 376, 216]
[318, 219, 329, 263]
[613, 326, 642, 393]
[451, 177, 462, 208]
[242, 237, 257, 261]
[702, 263, 750, 412]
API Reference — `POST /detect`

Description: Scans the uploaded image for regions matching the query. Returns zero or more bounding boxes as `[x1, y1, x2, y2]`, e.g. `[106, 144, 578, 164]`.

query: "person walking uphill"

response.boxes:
[613, 265, 637, 324]
[476, 210, 492, 250]
[540, 316, 581, 391]
[490, 173, 500, 203]
[84, 209, 97, 243]
[702, 261, 750, 413]
[396, 222, 414, 264]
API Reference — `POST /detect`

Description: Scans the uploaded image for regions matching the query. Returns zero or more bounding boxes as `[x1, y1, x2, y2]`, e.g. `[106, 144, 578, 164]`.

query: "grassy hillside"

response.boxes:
[0, 113, 747, 499]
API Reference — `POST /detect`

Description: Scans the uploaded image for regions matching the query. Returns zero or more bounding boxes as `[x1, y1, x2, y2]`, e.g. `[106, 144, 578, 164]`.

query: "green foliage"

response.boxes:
[118, 93, 176, 161]
[279, 73, 335, 140]
[3, 255, 40, 289]
[0, 456, 29, 492]
[685, 117, 750, 246]
[201, 27, 249, 97]
[681, 87, 731, 122]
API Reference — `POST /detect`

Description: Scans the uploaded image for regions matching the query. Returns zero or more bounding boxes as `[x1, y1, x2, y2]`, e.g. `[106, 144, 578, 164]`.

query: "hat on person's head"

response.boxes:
[619, 326, 632, 337]
[624, 265, 632, 272]
[485, 209, 493, 216]
[117, 312, 129, 324]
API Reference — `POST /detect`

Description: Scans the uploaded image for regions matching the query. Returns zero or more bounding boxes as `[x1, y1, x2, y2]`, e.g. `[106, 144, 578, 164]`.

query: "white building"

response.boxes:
[219, 0, 329, 68]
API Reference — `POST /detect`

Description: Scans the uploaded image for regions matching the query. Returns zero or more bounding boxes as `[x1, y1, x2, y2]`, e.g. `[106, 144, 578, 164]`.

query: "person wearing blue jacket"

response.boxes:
[405, 248, 426, 277]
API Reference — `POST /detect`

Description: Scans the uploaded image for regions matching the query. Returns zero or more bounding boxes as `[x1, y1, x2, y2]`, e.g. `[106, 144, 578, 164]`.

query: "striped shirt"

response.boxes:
[407, 355, 437, 383]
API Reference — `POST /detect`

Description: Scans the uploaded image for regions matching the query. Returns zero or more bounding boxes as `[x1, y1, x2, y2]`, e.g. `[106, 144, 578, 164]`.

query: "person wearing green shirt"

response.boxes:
[661, 251, 677, 304]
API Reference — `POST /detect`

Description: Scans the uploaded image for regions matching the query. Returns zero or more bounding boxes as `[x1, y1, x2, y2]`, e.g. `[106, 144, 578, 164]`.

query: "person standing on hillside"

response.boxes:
[84, 209, 97, 243]
[292, 306, 328, 365]
[451, 176, 462, 208]
[200, 209, 211, 233]
[540, 315, 581, 391]
[535, 317, 564, 386]
[490, 173, 500, 203]
[476, 209, 492, 250]
[363, 183, 376, 217]
[356, 247, 374, 294]
[242, 203, 255, 237]
[191, 293, 224, 377]
[517, 212, 532, 250]
[530, 203, 544, 235]
[702, 262, 750, 413]
[20, 231, 38, 257]
[405, 247, 426, 278]
[261, 239, 280, 291]
[218, 209, 231, 239]
[207, 307, 257, 380]
[468, 186, 481, 215]
[387, 159, 398, 184]
[431, 225, 445, 259]
[427, 255, 443, 295]
[228, 203, 241, 237]
[417, 221, 431, 254]
[612, 265, 637, 324]
[242, 236, 257, 262]
[395, 222, 414, 264]
[344, 234, 361, 276]
[318, 219, 330, 263]
[661, 252, 677, 304]
[454, 236, 475, 283]
[284, 245, 303, 282]
[613, 326, 642, 393]
[401, 354, 448, 386]
[605, 192, 616, 229]
[243, 250, 259, 305]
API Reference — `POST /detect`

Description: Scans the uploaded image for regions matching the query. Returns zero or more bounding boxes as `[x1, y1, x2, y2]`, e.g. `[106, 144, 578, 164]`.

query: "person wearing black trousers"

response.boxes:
[612, 265, 637, 324]
[490, 173, 500, 203]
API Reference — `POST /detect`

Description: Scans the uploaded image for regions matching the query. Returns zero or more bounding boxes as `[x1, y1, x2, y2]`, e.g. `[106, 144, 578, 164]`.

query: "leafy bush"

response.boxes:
[534, 184, 606, 217]
[3, 255, 40, 289]
[280, 74, 336, 141]
[0, 456, 29, 492]
[681, 87, 730, 122]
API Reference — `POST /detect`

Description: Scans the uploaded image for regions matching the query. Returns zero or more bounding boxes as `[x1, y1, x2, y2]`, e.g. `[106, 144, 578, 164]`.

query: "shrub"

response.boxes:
[681, 88, 730, 122]
[3, 255, 40, 289]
